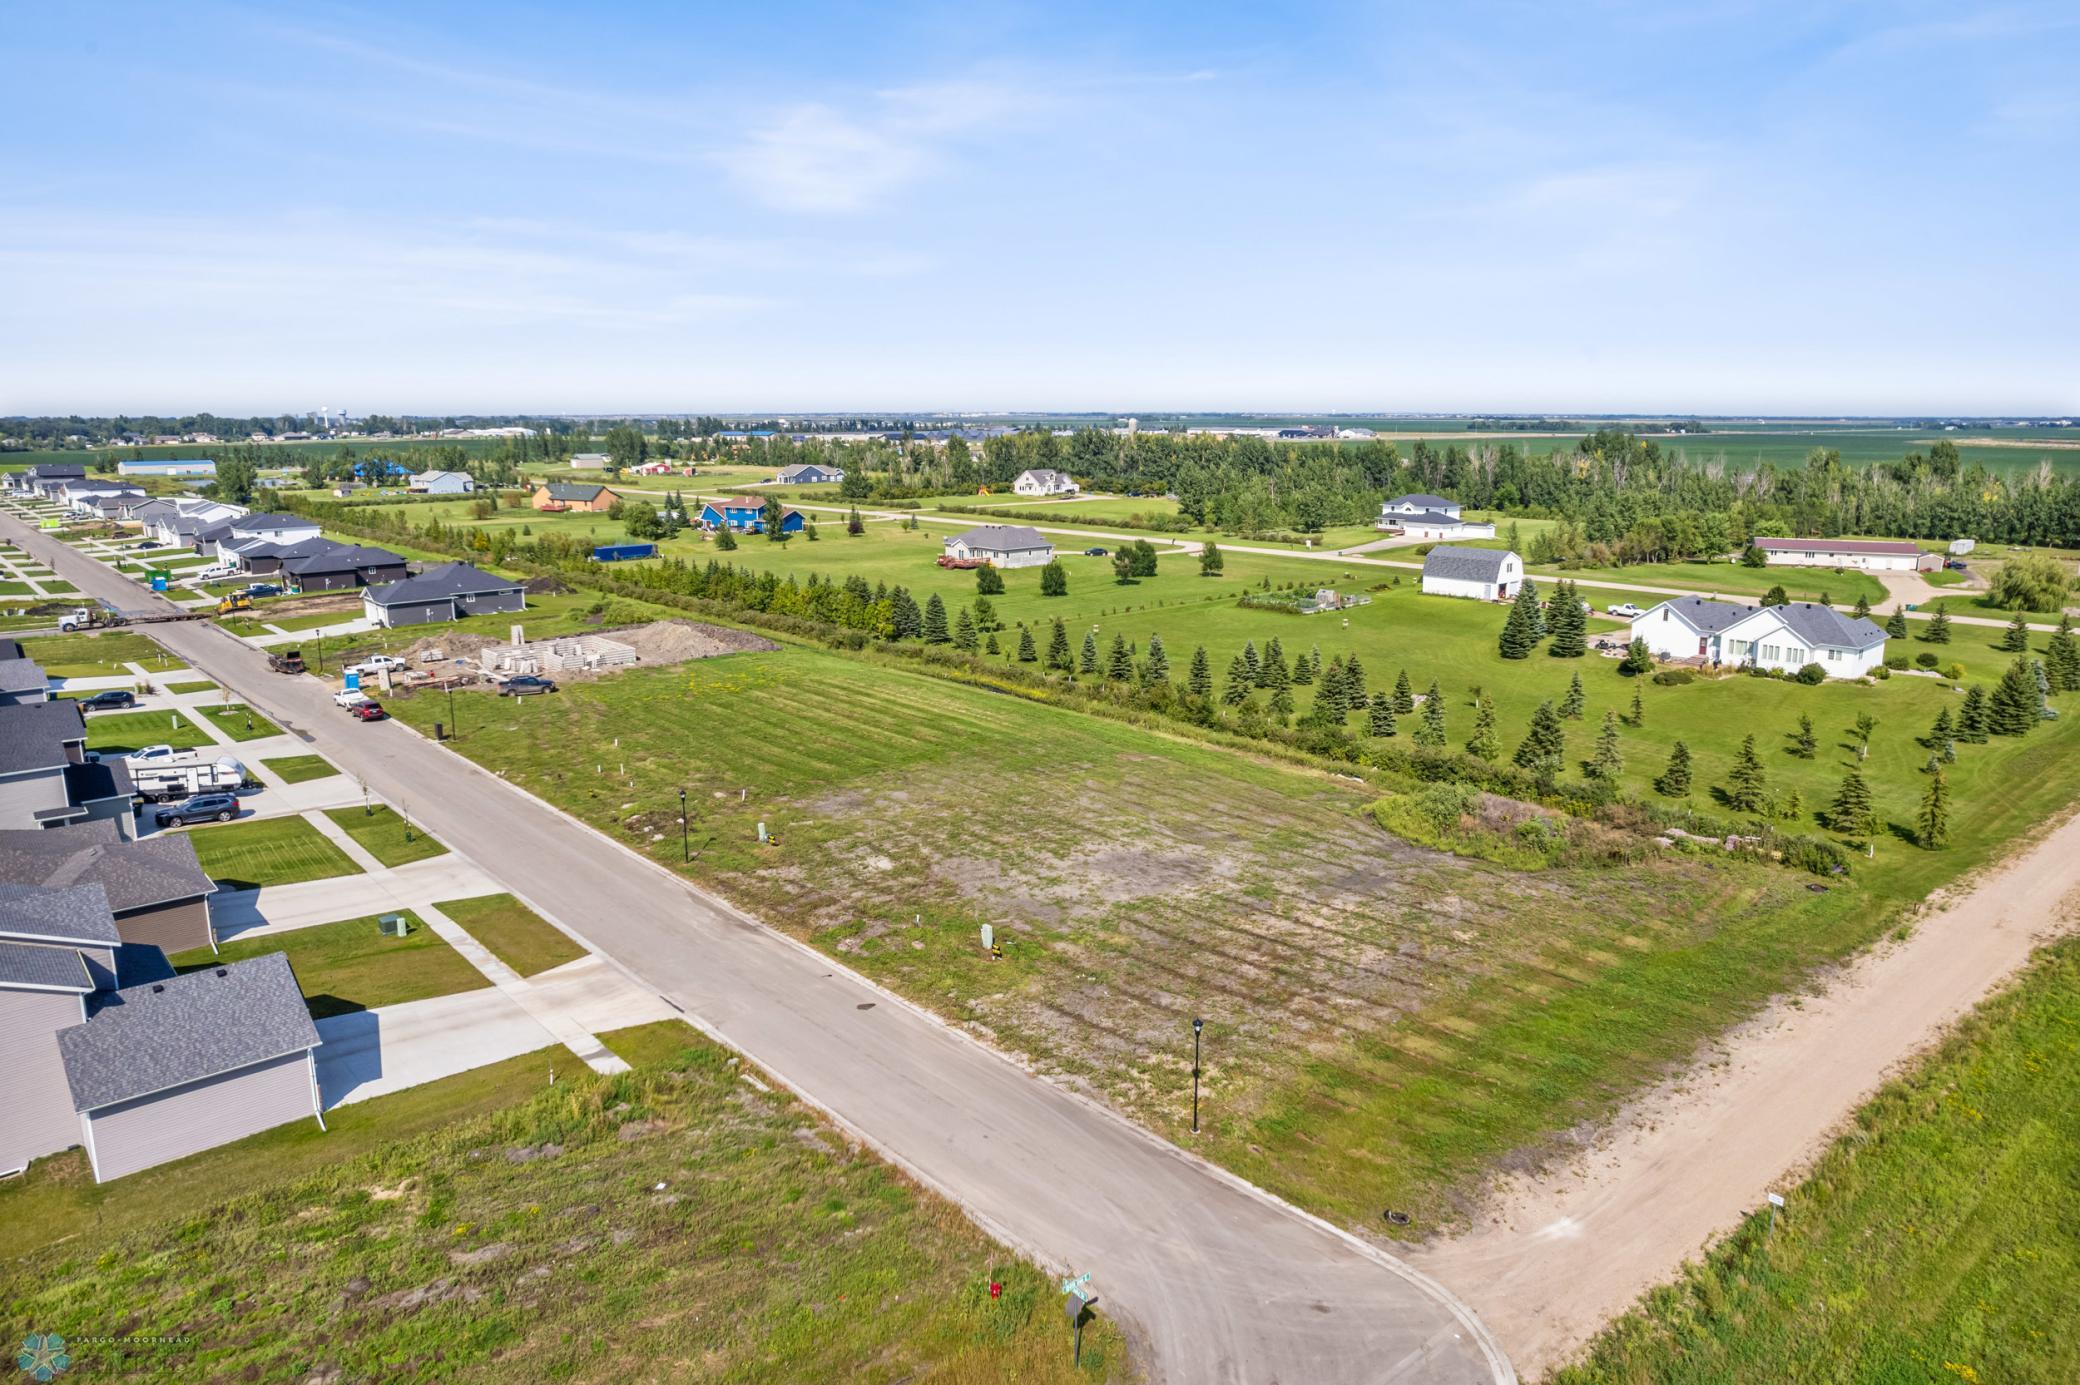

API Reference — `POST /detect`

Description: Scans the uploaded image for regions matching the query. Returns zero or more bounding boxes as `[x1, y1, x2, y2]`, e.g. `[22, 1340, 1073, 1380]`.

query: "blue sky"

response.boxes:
[4, 1, 2076, 415]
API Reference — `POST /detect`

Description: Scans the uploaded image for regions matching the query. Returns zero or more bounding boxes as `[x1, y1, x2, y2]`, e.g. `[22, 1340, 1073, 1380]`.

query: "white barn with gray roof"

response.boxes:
[1379, 494, 1496, 540]
[1420, 546, 1522, 601]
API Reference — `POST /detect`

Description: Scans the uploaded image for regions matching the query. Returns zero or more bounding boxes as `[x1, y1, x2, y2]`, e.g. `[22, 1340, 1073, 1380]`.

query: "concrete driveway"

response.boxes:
[315, 986, 557, 1108]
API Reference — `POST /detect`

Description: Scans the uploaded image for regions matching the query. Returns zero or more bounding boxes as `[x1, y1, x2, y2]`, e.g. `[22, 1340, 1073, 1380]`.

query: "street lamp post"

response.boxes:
[1191, 1017, 1204, 1135]
[678, 787, 689, 863]
[445, 681, 457, 741]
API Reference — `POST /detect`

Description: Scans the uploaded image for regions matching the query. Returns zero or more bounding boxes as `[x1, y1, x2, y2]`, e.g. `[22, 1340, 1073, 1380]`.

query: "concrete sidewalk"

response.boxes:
[314, 986, 561, 1108]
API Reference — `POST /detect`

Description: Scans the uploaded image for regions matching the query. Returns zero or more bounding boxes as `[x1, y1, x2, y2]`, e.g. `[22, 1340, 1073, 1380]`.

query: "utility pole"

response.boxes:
[678, 787, 689, 862]
[1191, 1016, 1203, 1135]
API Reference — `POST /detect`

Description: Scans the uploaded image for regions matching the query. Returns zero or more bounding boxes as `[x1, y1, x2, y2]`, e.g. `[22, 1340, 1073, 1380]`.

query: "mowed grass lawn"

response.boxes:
[435, 892, 586, 976]
[180, 814, 363, 890]
[20, 629, 170, 678]
[386, 646, 1903, 1238]
[84, 708, 215, 754]
[175, 909, 486, 1019]
[184, 702, 281, 741]
[0, 1023, 1128, 1382]
[1523, 558, 1888, 607]
[261, 752, 339, 783]
[1560, 938, 2080, 1385]
[323, 805, 449, 867]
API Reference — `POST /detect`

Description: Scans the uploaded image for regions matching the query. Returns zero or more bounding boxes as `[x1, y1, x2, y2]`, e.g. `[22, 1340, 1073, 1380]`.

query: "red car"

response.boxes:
[348, 700, 388, 722]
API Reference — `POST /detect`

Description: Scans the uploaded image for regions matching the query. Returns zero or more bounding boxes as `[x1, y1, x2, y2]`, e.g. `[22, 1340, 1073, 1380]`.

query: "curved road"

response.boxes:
[5, 512, 1512, 1385]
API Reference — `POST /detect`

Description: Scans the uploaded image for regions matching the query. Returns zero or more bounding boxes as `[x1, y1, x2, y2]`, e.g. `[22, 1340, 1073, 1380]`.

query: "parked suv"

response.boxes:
[79, 689, 137, 711]
[499, 675, 557, 696]
[154, 792, 239, 828]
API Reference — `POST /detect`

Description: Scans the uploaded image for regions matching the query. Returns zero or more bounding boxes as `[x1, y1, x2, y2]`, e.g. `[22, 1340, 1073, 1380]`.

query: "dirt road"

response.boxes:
[1409, 808, 2080, 1378]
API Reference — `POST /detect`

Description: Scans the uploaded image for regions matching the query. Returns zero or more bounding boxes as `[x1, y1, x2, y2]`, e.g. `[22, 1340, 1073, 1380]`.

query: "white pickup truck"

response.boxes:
[333, 687, 372, 707]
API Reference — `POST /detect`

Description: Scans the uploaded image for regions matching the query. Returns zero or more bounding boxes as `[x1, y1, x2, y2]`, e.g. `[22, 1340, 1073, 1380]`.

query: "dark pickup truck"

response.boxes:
[267, 649, 306, 674]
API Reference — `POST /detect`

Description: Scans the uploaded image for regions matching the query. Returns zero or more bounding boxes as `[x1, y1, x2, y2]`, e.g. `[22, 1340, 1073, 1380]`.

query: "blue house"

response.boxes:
[699, 500, 804, 534]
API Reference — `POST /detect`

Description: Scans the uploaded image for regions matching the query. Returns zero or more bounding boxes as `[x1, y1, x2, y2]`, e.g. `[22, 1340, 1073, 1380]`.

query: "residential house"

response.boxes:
[219, 512, 322, 553]
[233, 536, 341, 576]
[0, 883, 130, 1173]
[407, 470, 475, 495]
[15, 464, 86, 496]
[281, 544, 409, 592]
[698, 499, 802, 534]
[1630, 596, 1889, 678]
[362, 563, 527, 628]
[0, 648, 49, 706]
[116, 459, 217, 478]
[1421, 546, 1523, 601]
[1013, 469, 1079, 497]
[0, 821, 219, 954]
[532, 482, 615, 513]
[942, 525, 1055, 569]
[1377, 494, 1497, 540]
[773, 462, 843, 485]
[0, 701, 137, 838]
[1752, 537, 1941, 572]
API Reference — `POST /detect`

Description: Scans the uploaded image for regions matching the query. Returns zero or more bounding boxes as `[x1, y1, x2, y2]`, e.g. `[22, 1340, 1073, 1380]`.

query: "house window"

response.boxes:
[1760, 643, 1778, 661]
[1827, 648, 1840, 661]
[1728, 639, 1749, 657]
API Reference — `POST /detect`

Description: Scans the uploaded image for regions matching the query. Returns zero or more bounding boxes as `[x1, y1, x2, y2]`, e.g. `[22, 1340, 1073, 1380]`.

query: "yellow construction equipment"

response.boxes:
[216, 592, 254, 615]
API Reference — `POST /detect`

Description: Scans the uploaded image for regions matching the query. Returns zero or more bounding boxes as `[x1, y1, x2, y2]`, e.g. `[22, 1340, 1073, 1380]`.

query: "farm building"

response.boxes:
[532, 482, 615, 513]
[773, 462, 843, 485]
[116, 459, 217, 477]
[1378, 494, 1496, 540]
[1631, 596, 1888, 677]
[1013, 469, 1079, 497]
[942, 525, 1055, 569]
[362, 563, 526, 628]
[568, 453, 610, 470]
[407, 470, 475, 495]
[699, 500, 803, 534]
[1752, 537, 1940, 572]
[1421, 546, 1522, 601]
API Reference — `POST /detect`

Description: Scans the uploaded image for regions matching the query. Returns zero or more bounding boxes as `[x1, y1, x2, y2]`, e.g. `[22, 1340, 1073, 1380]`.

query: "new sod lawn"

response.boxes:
[323, 804, 449, 867]
[19, 629, 171, 677]
[434, 892, 587, 976]
[161, 678, 217, 694]
[183, 701, 281, 741]
[1557, 938, 2080, 1385]
[180, 814, 363, 890]
[262, 752, 341, 783]
[0, 1021, 1128, 1383]
[83, 707, 216, 754]
[173, 909, 487, 1019]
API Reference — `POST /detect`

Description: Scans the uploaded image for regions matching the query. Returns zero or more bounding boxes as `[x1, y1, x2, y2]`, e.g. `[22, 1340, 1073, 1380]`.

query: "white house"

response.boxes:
[1377, 494, 1496, 540]
[1752, 537, 1940, 572]
[1632, 595, 1888, 678]
[1420, 546, 1522, 601]
[569, 453, 610, 470]
[942, 525, 1055, 569]
[406, 470, 475, 495]
[1013, 469, 1079, 497]
[774, 462, 843, 485]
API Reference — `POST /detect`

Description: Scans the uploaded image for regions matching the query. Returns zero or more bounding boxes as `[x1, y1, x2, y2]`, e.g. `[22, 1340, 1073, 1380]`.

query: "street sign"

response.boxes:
[1766, 1193, 1785, 1208]
[1060, 1273, 1092, 1300]
[1064, 1293, 1088, 1323]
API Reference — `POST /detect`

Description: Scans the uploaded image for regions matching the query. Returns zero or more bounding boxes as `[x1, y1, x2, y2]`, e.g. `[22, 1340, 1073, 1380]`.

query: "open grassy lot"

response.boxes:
[181, 814, 364, 889]
[386, 646, 1917, 1238]
[1558, 938, 2080, 1385]
[19, 629, 170, 677]
[161, 677, 216, 693]
[324, 804, 449, 866]
[183, 701, 281, 741]
[435, 892, 588, 976]
[84, 708, 216, 753]
[262, 752, 340, 783]
[176, 909, 486, 1019]
[0, 1022, 1128, 1382]
[1521, 558, 1887, 607]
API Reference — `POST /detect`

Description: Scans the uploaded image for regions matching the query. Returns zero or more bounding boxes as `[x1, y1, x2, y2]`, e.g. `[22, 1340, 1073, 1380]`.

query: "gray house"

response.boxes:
[407, 470, 476, 494]
[58, 950, 323, 1181]
[0, 651, 49, 706]
[282, 544, 409, 592]
[0, 821, 218, 955]
[0, 700, 137, 838]
[941, 525, 1055, 569]
[362, 563, 526, 628]
[773, 462, 842, 485]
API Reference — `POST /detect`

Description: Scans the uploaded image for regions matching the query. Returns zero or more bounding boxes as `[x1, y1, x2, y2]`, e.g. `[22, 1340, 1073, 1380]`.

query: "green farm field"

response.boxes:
[1558, 937, 2080, 1385]
[386, 643, 1983, 1241]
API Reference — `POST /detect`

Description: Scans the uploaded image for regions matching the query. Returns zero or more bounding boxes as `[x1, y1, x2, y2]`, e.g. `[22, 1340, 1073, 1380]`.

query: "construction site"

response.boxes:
[379, 619, 779, 694]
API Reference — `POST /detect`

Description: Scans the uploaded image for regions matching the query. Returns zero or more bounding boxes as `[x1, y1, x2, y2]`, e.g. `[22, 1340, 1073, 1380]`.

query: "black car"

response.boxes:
[134, 539, 161, 550]
[499, 675, 558, 696]
[1944, 560, 1968, 572]
[80, 689, 137, 711]
[155, 793, 239, 828]
[246, 582, 283, 597]
[1083, 546, 1109, 557]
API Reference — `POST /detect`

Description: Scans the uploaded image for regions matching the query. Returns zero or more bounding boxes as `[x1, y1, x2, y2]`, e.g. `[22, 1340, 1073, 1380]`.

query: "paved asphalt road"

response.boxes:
[10, 514, 1513, 1385]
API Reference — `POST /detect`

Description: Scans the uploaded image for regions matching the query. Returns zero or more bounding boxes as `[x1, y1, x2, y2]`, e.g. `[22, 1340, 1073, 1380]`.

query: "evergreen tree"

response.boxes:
[890, 588, 923, 640]
[1724, 734, 1767, 813]
[1512, 700, 1566, 779]
[846, 506, 865, 536]
[1560, 670, 1586, 719]
[985, 631, 1000, 655]
[1853, 593, 1871, 620]
[1466, 694, 1499, 759]
[1268, 685, 1293, 720]
[1548, 580, 1587, 658]
[1499, 582, 1541, 658]
[1998, 608, 2030, 653]
[1924, 608, 1952, 644]
[922, 593, 950, 644]
[1343, 654, 1367, 702]
[1885, 608, 1908, 639]
[715, 524, 738, 551]
[972, 595, 998, 631]
[1292, 648, 1317, 686]
[1016, 627, 1038, 662]
[1741, 544, 1767, 568]
[1655, 740, 1693, 797]
[1368, 692, 1398, 738]
[1222, 653, 1253, 706]
[1415, 681, 1448, 747]
[1762, 585, 1789, 607]
[1260, 638, 1290, 690]
[2046, 614, 2080, 691]
[976, 564, 1005, 596]
[1392, 669, 1415, 714]
[1046, 617, 1073, 671]
[953, 606, 979, 652]
[1988, 657, 2039, 736]
[1039, 559, 1068, 597]
[1918, 766, 1951, 849]
[1106, 633, 1134, 682]
[1143, 633, 1170, 684]
[1242, 640, 1261, 683]
[1317, 656, 1347, 714]
[1619, 637, 1654, 676]
[1829, 767, 1875, 840]
[1590, 708, 1623, 779]
[1628, 680, 1645, 727]
[1793, 713, 1817, 758]
[1928, 705, 1954, 758]
[1187, 645, 1213, 698]
[1199, 541, 1224, 576]
[1958, 685, 1990, 741]
[1079, 630, 1099, 675]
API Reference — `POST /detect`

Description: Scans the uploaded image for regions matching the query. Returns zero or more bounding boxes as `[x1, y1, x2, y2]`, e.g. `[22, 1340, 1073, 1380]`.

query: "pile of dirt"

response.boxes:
[522, 575, 571, 595]
[259, 592, 360, 621]
[613, 619, 778, 663]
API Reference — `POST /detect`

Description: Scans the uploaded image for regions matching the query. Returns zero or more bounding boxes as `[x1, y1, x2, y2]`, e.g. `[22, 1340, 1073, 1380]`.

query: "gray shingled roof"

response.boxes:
[65, 757, 135, 804]
[1656, 594, 1756, 634]
[227, 513, 312, 532]
[0, 640, 23, 662]
[1768, 602, 1890, 651]
[0, 940, 93, 992]
[364, 562, 522, 607]
[541, 482, 608, 501]
[1388, 493, 1459, 510]
[1392, 509, 1481, 528]
[283, 544, 404, 575]
[0, 881, 120, 946]
[0, 657, 48, 696]
[0, 821, 214, 912]
[0, 699, 86, 775]
[57, 951, 319, 1111]
[1422, 545, 1512, 581]
[949, 525, 1051, 552]
[775, 463, 830, 480]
